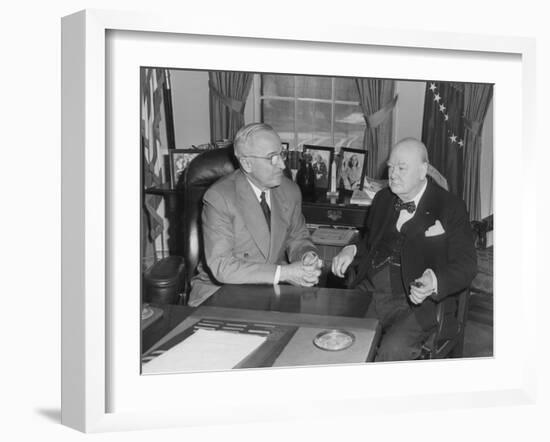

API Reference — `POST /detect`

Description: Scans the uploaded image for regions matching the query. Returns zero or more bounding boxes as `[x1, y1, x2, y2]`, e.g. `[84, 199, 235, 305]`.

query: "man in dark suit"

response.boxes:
[189, 123, 322, 306]
[331, 138, 477, 361]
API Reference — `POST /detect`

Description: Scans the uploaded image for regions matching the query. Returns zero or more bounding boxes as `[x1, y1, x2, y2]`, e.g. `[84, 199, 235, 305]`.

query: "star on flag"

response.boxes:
[434, 93, 441, 102]
[450, 134, 457, 143]
[439, 104, 446, 113]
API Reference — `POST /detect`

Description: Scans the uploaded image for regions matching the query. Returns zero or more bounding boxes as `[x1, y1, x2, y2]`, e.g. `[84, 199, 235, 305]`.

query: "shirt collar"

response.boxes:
[246, 176, 270, 203]
[403, 179, 428, 208]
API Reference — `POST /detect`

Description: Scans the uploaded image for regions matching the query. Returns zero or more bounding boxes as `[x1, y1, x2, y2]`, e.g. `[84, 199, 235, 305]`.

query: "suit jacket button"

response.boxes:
[244, 253, 249, 258]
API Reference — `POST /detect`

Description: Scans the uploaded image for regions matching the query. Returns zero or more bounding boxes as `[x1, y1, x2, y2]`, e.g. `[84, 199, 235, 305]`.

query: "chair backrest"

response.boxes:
[182, 146, 240, 296]
[427, 164, 448, 191]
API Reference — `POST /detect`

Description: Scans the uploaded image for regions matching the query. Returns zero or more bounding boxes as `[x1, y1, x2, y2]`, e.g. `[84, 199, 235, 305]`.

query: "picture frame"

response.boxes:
[168, 149, 200, 188]
[338, 147, 368, 191]
[61, 8, 536, 434]
[302, 145, 334, 189]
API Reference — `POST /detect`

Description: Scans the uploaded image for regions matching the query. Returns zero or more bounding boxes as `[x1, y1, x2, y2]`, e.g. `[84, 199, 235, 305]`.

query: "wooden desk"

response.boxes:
[142, 285, 380, 372]
[302, 189, 369, 229]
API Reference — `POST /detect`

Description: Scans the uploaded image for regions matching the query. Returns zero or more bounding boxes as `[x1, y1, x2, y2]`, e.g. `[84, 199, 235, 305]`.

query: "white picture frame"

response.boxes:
[61, 9, 537, 433]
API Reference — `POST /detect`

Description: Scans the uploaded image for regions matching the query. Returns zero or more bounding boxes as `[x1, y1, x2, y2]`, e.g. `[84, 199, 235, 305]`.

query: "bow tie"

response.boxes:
[394, 200, 416, 213]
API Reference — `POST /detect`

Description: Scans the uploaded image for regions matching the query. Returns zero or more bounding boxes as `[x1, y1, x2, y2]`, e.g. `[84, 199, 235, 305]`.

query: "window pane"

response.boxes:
[296, 101, 332, 147]
[296, 75, 331, 100]
[261, 74, 295, 97]
[335, 77, 360, 102]
[334, 103, 365, 149]
[262, 99, 295, 144]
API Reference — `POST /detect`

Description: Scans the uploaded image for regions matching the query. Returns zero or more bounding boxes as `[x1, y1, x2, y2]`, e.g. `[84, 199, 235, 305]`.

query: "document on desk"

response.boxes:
[142, 329, 266, 374]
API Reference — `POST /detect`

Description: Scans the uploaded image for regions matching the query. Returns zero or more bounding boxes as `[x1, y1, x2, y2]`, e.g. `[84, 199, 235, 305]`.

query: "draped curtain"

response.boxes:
[355, 79, 397, 178]
[421, 82, 465, 197]
[462, 84, 493, 221]
[209, 71, 253, 143]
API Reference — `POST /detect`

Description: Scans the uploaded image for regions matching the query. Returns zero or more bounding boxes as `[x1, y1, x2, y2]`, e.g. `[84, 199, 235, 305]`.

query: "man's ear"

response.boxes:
[420, 162, 428, 180]
[239, 157, 252, 173]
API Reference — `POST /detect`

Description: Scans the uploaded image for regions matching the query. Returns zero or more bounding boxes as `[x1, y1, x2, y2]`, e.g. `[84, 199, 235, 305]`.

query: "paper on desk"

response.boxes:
[142, 329, 266, 374]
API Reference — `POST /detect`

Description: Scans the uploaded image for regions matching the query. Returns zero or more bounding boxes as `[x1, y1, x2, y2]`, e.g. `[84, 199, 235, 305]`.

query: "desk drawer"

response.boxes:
[302, 204, 367, 228]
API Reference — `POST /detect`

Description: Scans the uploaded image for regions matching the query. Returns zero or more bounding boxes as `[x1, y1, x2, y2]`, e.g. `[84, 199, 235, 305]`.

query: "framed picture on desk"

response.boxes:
[338, 147, 368, 191]
[168, 149, 200, 189]
[303, 145, 334, 189]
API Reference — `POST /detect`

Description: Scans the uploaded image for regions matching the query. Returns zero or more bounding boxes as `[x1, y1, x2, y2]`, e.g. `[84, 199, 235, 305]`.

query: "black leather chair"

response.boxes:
[143, 146, 238, 305]
[180, 145, 240, 304]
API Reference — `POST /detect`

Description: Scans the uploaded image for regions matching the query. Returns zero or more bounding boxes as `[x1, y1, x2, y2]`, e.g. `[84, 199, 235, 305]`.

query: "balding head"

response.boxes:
[387, 138, 429, 201]
[392, 137, 429, 163]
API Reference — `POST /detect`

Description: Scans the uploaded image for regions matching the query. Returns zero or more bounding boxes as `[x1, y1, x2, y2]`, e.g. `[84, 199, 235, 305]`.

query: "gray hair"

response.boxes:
[233, 122, 277, 158]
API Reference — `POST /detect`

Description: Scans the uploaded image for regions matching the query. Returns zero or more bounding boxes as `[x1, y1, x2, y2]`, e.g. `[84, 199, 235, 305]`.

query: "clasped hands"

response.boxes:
[280, 251, 323, 287]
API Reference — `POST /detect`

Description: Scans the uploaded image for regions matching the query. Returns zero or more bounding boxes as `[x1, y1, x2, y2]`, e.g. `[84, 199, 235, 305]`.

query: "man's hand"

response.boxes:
[331, 245, 356, 278]
[301, 251, 323, 270]
[280, 260, 322, 287]
[409, 269, 437, 305]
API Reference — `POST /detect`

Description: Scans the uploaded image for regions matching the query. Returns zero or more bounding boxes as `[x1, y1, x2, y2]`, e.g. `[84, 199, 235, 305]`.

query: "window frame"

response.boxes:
[256, 74, 365, 150]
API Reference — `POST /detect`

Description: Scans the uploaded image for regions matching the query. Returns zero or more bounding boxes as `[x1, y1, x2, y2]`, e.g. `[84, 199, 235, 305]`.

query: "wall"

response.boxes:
[171, 70, 211, 148]
[394, 80, 426, 141]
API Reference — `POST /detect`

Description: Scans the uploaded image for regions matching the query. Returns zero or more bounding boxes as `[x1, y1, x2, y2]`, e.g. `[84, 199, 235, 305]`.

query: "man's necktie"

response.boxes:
[394, 199, 416, 213]
[260, 191, 271, 231]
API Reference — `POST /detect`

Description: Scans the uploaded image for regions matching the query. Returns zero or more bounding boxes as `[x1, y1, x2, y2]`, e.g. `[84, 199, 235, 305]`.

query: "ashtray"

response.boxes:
[313, 329, 355, 351]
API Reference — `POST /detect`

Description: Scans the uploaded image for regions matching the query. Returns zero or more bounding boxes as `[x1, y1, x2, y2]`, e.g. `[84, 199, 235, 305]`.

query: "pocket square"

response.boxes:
[425, 220, 445, 237]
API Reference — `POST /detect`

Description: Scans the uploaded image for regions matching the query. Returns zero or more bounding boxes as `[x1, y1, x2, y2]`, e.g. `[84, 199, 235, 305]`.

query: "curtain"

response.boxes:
[209, 71, 253, 143]
[462, 84, 493, 221]
[355, 79, 397, 178]
[421, 82, 465, 197]
[141, 68, 169, 270]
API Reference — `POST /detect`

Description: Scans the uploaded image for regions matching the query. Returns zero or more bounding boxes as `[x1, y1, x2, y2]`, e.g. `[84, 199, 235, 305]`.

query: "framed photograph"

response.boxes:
[61, 9, 536, 434]
[169, 149, 200, 188]
[338, 147, 368, 191]
[302, 145, 334, 189]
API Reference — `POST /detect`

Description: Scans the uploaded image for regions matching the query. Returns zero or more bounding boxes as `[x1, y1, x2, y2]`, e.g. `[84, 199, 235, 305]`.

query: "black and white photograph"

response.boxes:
[140, 67, 494, 376]
[169, 149, 200, 188]
[302, 145, 334, 189]
[339, 147, 367, 190]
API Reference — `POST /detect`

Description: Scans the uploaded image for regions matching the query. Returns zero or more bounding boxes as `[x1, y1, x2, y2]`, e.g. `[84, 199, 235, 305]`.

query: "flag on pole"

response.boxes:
[141, 68, 168, 256]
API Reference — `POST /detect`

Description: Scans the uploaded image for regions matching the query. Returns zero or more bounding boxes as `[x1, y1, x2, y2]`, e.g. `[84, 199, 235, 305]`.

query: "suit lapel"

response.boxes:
[236, 172, 270, 259]
[371, 193, 399, 246]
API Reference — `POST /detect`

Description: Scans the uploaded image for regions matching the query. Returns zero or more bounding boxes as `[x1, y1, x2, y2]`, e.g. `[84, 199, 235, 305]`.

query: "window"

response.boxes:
[260, 74, 365, 151]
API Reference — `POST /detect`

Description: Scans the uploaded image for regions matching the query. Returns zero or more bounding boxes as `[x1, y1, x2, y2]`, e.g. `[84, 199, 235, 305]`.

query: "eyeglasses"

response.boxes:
[244, 150, 288, 166]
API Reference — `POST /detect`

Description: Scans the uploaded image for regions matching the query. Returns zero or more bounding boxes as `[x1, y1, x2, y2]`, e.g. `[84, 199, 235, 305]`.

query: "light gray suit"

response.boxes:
[189, 169, 318, 306]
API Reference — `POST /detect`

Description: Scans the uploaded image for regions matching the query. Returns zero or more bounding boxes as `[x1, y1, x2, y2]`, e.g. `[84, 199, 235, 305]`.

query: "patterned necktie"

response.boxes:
[394, 199, 416, 213]
[260, 191, 271, 231]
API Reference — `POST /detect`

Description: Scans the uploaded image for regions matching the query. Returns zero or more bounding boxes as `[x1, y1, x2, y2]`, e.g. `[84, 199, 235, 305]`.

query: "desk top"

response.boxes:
[142, 285, 379, 373]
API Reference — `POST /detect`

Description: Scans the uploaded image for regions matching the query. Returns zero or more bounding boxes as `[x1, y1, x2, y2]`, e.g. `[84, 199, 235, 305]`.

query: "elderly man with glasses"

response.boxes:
[189, 123, 322, 306]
